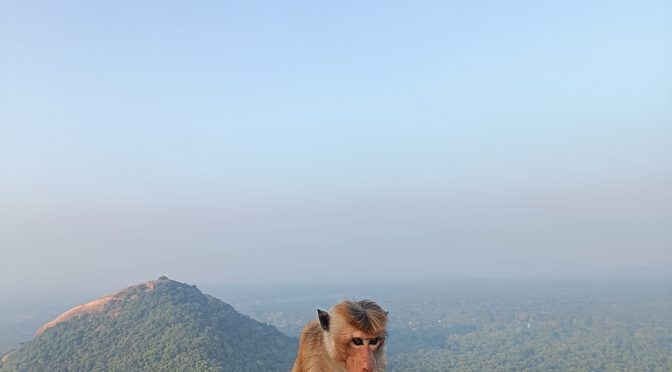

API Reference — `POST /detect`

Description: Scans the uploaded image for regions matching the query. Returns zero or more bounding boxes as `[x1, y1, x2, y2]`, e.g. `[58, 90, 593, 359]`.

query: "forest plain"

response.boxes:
[1, 278, 671, 371]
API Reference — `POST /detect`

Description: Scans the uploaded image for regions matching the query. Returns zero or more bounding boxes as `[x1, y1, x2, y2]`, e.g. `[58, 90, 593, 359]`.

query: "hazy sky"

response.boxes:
[1, 0, 671, 296]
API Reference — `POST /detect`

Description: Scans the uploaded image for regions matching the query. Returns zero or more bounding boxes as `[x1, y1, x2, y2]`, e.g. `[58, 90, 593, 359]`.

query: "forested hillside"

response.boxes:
[0, 277, 296, 372]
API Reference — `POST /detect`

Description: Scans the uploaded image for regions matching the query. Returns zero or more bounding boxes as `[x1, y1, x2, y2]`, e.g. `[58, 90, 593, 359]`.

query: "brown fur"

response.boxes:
[292, 300, 388, 372]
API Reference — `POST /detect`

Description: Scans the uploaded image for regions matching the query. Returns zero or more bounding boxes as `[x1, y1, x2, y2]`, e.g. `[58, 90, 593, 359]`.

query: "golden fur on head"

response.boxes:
[292, 299, 388, 372]
[333, 299, 387, 336]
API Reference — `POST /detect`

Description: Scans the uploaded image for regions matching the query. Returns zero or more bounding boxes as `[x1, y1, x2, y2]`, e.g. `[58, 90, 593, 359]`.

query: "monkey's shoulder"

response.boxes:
[299, 320, 323, 343]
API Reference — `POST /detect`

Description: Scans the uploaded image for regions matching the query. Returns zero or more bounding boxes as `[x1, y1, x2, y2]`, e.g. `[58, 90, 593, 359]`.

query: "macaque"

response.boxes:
[292, 299, 388, 372]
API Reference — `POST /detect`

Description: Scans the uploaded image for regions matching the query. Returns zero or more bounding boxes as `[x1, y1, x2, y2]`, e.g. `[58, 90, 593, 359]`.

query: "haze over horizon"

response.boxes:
[1, 0, 671, 297]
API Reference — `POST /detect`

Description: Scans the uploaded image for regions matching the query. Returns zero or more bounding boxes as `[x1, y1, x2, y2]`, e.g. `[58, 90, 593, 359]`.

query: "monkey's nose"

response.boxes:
[362, 363, 375, 372]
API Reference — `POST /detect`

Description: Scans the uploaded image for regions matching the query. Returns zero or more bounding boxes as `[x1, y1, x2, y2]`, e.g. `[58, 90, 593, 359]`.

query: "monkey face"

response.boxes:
[343, 333, 385, 372]
[313, 300, 388, 372]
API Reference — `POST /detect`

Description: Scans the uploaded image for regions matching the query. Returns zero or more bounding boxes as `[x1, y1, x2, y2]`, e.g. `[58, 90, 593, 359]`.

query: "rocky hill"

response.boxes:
[0, 277, 296, 372]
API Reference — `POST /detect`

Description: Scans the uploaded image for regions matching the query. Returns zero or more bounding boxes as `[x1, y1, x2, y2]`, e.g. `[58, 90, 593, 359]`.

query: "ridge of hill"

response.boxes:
[0, 277, 297, 372]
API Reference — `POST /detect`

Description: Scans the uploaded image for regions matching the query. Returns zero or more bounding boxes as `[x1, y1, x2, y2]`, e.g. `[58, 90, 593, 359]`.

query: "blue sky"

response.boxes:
[1, 0, 671, 294]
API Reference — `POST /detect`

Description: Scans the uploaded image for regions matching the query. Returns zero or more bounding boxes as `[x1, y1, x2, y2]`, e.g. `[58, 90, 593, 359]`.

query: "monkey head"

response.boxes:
[317, 299, 388, 372]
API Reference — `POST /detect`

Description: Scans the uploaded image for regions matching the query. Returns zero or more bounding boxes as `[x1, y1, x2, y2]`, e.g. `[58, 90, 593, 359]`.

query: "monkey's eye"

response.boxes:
[369, 338, 379, 345]
[352, 338, 364, 346]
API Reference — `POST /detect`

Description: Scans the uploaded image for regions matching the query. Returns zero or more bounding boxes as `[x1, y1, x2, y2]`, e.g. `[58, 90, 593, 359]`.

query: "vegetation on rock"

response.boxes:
[0, 278, 296, 372]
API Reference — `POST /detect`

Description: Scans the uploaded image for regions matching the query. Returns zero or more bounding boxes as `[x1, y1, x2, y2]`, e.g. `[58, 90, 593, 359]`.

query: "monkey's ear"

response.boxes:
[317, 309, 330, 332]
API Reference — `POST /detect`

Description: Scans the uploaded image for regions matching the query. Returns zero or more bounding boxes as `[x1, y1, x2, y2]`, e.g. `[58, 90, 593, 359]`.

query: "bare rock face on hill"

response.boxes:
[0, 277, 297, 372]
